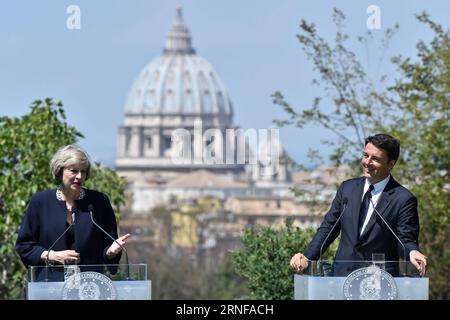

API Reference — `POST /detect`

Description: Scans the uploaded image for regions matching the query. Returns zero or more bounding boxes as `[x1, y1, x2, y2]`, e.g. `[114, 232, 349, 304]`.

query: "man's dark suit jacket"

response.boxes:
[16, 188, 122, 276]
[304, 176, 420, 276]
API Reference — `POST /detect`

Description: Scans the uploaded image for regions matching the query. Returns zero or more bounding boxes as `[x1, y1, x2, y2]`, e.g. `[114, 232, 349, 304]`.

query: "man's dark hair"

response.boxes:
[365, 134, 400, 162]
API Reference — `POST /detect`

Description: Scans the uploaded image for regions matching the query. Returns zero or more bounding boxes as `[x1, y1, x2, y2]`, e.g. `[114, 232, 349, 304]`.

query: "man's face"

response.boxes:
[361, 142, 396, 184]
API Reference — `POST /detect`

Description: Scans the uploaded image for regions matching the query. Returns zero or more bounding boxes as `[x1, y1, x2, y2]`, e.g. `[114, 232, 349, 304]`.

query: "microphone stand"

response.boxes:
[44, 223, 75, 282]
[370, 199, 408, 277]
[89, 210, 131, 280]
[319, 198, 348, 276]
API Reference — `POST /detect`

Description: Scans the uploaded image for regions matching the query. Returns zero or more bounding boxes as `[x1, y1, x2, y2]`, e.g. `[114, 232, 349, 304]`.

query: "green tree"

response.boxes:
[388, 13, 450, 299]
[230, 220, 336, 299]
[202, 254, 249, 299]
[273, 8, 397, 168]
[273, 9, 449, 298]
[0, 98, 126, 299]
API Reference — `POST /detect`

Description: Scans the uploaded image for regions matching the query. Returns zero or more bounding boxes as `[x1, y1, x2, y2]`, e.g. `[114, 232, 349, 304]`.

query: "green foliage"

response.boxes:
[201, 254, 250, 300]
[273, 8, 398, 169]
[0, 99, 126, 299]
[272, 9, 449, 298]
[387, 12, 450, 299]
[0, 99, 80, 299]
[231, 220, 336, 299]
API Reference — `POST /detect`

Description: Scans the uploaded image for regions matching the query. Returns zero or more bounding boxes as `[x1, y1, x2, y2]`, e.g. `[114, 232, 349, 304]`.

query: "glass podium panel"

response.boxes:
[28, 264, 151, 300]
[294, 260, 428, 300]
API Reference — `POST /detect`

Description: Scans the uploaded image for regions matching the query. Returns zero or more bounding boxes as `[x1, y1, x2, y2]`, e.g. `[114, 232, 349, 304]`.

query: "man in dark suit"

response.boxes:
[290, 134, 427, 276]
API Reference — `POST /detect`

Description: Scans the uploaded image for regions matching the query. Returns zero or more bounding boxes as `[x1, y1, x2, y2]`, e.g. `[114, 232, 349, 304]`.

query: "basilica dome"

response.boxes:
[124, 7, 233, 125]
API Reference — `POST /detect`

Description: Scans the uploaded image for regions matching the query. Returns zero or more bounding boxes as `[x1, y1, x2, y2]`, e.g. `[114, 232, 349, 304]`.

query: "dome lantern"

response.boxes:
[163, 5, 195, 55]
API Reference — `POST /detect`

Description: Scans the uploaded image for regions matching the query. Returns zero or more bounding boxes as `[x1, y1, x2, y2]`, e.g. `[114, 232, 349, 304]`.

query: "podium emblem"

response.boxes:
[61, 271, 117, 300]
[343, 265, 398, 300]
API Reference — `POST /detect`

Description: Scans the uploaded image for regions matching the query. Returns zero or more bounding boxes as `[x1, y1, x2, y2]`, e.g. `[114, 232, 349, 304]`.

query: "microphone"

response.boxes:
[88, 204, 130, 279]
[319, 197, 348, 275]
[45, 208, 77, 266]
[44, 207, 76, 281]
[369, 198, 408, 277]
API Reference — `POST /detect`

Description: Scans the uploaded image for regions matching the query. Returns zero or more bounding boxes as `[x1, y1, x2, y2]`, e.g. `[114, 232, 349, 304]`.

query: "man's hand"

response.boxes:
[410, 250, 427, 277]
[290, 253, 309, 273]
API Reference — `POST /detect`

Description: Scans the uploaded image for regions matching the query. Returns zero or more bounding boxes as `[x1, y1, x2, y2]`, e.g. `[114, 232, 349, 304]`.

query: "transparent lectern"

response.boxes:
[294, 260, 428, 300]
[28, 264, 151, 300]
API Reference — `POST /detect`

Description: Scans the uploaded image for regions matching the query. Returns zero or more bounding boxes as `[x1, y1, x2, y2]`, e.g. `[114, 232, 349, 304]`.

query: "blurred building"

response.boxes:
[116, 7, 351, 270]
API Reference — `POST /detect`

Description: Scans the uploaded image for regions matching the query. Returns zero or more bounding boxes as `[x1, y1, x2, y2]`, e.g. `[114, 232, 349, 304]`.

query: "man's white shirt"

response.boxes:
[359, 175, 390, 236]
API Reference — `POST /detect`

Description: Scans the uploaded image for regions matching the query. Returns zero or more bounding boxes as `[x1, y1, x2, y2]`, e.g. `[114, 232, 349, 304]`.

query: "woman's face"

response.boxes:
[61, 165, 87, 193]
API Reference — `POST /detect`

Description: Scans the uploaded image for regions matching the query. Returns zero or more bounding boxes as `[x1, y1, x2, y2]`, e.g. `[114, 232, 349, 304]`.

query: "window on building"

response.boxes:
[146, 136, 152, 149]
[202, 90, 212, 112]
[164, 136, 172, 150]
[217, 92, 225, 113]
[169, 194, 177, 205]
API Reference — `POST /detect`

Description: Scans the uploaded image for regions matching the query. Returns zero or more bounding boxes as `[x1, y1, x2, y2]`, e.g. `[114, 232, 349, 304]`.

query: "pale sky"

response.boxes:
[1, 0, 449, 167]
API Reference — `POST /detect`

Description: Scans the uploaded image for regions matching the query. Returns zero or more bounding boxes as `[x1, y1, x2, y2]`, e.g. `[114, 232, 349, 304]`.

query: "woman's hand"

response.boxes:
[47, 250, 80, 264]
[106, 233, 131, 259]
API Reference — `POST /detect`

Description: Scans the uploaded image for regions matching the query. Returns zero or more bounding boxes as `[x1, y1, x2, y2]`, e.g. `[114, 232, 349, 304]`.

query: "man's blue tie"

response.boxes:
[358, 184, 374, 238]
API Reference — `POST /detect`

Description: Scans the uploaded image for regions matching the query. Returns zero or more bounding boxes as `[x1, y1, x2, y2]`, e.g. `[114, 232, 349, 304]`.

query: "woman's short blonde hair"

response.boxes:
[50, 144, 91, 182]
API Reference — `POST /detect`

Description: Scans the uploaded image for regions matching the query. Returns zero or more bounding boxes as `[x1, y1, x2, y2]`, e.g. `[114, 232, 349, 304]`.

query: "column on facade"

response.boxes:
[129, 127, 141, 157]
[117, 127, 127, 158]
